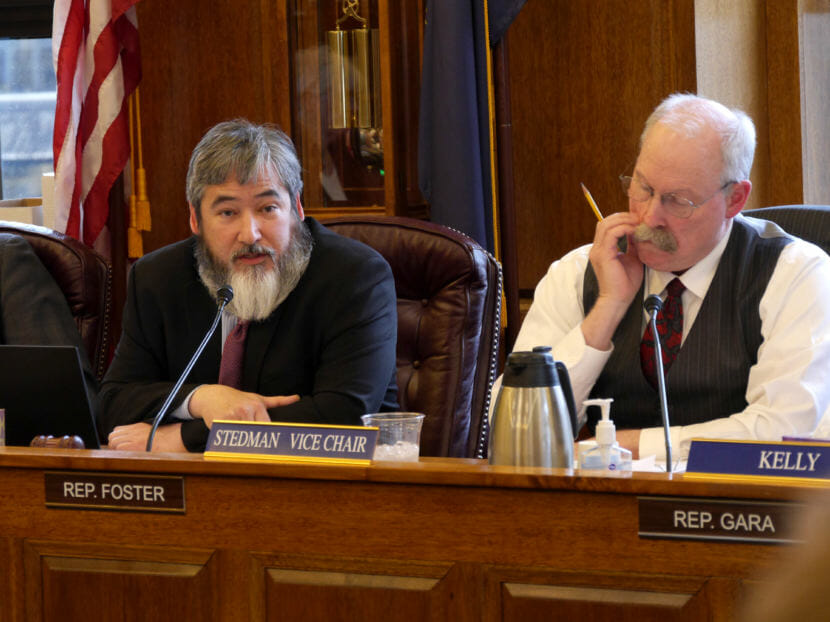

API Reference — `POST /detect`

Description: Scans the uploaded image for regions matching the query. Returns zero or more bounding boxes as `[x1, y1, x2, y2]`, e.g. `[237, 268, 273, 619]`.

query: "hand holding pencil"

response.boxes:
[581, 182, 629, 252]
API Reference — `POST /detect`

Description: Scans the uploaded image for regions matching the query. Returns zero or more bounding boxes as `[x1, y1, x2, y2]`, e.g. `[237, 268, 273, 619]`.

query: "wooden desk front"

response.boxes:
[0, 448, 816, 621]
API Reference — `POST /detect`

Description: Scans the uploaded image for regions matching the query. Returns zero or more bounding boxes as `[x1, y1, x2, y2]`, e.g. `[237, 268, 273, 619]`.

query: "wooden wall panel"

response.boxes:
[254, 554, 471, 621]
[483, 567, 747, 622]
[23, 541, 220, 622]
[135, 0, 291, 254]
[0, 537, 24, 622]
[505, 0, 696, 291]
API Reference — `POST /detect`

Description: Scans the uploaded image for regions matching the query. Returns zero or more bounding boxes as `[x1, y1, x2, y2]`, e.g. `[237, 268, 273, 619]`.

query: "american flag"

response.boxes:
[52, 0, 141, 247]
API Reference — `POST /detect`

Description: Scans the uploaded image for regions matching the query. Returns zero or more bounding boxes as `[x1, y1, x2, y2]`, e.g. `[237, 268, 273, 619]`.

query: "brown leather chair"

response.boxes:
[0, 220, 112, 379]
[323, 216, 502, 458]
[743, 205, 830, 255]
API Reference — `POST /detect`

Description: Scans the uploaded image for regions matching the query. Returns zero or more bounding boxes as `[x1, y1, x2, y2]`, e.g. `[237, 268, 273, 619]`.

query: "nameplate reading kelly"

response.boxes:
[685, 439, 830, 482]
[204, 420, 378, 465]
[44, 472, 185, 513]
[638, 496, 803, 544]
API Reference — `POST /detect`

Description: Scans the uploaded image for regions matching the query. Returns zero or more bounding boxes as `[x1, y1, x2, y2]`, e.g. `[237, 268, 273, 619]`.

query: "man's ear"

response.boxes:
[295, 194, 305, 221]
[725, 180, 752, 218]
[188, 204, 200, 235]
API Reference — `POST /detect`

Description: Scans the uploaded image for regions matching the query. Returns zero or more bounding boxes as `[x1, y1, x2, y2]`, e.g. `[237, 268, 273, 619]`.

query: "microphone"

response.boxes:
[145, 285, 234, 451]
[644, 294, 663, 316]
[644, 294, 674, 472]
[216, 285, 233, 306]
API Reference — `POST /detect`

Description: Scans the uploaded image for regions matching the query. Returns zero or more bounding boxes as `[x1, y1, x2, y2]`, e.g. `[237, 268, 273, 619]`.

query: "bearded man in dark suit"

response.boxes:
[101, 120, 398, 452]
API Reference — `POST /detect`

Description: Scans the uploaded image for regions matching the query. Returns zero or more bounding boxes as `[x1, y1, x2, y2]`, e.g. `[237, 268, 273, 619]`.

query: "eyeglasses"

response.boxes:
[619, 175, 735, 219]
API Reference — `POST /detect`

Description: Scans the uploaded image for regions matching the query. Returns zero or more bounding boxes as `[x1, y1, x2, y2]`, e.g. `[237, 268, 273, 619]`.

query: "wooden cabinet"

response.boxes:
[287, 1, 425, 219]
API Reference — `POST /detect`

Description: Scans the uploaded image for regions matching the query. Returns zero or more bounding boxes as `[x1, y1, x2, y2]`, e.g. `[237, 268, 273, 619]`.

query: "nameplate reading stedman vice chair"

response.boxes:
[324, 216, 502, 458]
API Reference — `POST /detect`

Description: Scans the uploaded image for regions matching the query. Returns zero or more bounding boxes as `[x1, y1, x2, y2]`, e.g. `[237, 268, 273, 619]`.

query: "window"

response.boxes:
[0, 1, 54, 199]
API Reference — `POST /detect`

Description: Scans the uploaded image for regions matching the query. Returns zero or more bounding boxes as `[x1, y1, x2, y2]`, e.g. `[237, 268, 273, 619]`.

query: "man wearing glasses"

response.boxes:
[510, 93, 830, 462]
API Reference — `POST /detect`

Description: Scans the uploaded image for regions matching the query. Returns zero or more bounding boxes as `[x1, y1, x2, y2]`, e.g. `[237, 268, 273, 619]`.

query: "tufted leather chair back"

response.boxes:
[0, 221, 112, 379]
[743, 205, 830, 255]
[323, 216, 502, 458]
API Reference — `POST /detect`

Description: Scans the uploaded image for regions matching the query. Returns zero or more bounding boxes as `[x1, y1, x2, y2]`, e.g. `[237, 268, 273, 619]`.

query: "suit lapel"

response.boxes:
[184, 277, 223, 378]
[242, 303, 285, 390]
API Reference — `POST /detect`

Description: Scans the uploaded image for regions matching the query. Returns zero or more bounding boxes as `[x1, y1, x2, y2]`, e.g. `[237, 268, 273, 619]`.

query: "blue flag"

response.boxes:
[418, 0, 526, 254]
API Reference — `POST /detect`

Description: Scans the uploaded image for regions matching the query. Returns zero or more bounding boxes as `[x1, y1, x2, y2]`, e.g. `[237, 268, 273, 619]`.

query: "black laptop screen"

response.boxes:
[0, 345, 100, 448]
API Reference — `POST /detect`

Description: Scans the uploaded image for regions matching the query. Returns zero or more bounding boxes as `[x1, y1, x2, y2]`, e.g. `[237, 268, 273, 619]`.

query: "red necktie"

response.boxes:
[218, 321, 249, 389]
[640, 278, 686, 389]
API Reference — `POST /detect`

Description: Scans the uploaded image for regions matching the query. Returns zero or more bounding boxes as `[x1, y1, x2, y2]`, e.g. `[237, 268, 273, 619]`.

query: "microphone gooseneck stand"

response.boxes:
[644, 294, 673, 472]
[145, 286, 234, 452]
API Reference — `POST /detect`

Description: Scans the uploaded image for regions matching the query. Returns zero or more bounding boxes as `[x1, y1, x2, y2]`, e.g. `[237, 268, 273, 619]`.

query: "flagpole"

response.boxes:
[108, 174, 127, 348]
[481, 0, 501, 264]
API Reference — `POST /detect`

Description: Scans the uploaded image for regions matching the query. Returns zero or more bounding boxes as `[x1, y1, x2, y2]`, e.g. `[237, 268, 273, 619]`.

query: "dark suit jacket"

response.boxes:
[99, 218, 398, 451]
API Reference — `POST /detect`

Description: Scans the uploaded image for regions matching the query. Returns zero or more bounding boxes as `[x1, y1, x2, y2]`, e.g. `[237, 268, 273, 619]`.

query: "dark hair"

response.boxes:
[186, 119, 303, 221]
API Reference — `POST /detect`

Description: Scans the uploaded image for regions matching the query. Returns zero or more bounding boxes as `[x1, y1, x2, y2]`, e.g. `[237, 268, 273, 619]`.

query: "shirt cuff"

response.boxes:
[168, 388, 198, 420]
[639, 426, 685, 463]
[180, 419, 210, 452]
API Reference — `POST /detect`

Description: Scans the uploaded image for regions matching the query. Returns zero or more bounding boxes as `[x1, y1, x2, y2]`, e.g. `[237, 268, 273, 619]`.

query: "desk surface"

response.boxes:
[0, 447, 822, 622]
[0, 445, 818, 498]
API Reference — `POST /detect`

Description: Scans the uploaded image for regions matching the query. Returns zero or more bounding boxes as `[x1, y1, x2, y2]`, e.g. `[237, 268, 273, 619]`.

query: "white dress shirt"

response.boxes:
[500, 217, 830, 460]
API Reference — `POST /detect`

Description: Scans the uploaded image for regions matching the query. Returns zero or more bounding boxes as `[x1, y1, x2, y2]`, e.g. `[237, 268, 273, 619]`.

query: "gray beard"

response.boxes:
[633, 223, 678, 253]
[196, 220, 313, 321]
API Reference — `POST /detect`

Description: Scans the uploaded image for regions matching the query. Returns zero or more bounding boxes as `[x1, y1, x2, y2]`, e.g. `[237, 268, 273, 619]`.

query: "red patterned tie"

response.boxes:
[640, 278, 686, 389]
[218, 321, 249, 389]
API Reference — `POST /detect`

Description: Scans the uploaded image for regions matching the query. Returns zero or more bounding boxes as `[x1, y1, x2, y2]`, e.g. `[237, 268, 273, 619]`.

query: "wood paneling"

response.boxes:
[763, 1, 803, 206]
[0, 537, 23, 622]
[133, 0, 424, 263]
[134, 0, 291, 254]
[109, 1, 823, 341]
[506, 0, 696, 291]
[255, 554, 469, 621]
[25, 541, 219, 622]
[492, 573, 711, 622]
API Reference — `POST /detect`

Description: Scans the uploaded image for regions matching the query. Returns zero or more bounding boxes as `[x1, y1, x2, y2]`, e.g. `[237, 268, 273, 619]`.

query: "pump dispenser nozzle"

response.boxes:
[579, 398, 631, 471]
[584, 398, 615, 446]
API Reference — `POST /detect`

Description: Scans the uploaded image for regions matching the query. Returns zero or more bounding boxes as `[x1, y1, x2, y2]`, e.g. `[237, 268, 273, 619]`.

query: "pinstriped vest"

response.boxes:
[583, 216, 792, 432]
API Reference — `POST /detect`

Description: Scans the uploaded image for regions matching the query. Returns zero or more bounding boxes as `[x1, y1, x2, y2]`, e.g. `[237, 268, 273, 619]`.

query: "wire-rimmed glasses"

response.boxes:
[620, 175, 735, 219]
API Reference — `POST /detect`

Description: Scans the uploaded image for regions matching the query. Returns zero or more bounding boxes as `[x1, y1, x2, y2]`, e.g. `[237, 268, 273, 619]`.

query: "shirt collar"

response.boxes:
[645, 219, 733, 299]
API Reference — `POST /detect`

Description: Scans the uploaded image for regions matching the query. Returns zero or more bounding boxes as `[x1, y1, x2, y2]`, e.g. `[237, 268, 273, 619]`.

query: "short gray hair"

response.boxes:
[186, 119, 303, 219]
[641, 93, 756, 184]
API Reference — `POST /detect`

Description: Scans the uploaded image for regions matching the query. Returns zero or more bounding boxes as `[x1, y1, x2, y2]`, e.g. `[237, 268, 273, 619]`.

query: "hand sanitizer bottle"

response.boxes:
[579, 398, 632, 472]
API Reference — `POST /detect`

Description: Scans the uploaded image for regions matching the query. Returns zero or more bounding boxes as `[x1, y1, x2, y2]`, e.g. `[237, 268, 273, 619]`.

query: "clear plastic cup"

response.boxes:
[360, 412, 425, 462]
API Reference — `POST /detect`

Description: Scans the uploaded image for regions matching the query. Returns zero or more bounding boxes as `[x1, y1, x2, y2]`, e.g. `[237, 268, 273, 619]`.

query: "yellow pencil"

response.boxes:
[580, 182, 603, 221]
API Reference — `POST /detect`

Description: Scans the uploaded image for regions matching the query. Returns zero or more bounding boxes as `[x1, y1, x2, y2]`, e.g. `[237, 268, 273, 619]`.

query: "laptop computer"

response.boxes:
[0, 344, 100, 448]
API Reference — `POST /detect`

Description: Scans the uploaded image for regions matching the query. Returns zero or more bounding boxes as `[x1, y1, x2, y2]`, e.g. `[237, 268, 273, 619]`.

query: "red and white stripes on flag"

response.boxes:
[52, 0, 141, 247]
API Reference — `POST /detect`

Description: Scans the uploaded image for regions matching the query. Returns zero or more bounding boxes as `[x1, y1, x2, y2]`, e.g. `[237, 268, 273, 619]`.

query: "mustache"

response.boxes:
[231, 243, 277, 263]
[633, 223, 678, 253]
